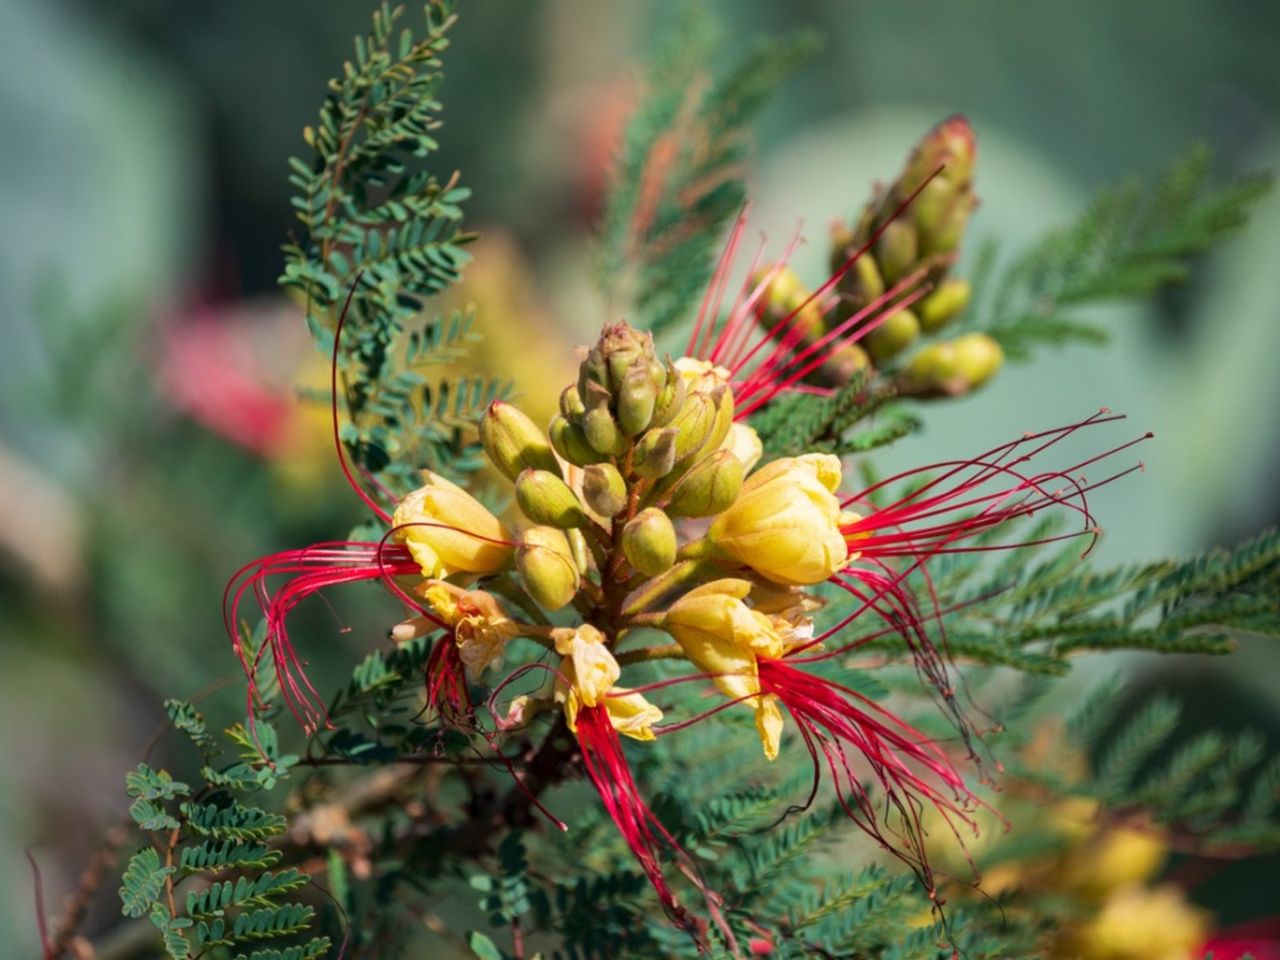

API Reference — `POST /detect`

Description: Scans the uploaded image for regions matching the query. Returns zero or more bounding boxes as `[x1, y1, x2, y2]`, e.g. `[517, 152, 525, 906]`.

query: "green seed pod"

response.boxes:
[634, 427, 678, 479]
[549, 415, 601, 467]
[622, 508, 677, 577]
[581, 462, 628, 518]
[864, 308, 921, 363]
[666, 449, 744, 518]
[516, 526, 579, 611]
[616, 366, 658, 436]
[515, 469, 588, 528]
[918, 278, 972, 333]
[480, 401, 561, 482]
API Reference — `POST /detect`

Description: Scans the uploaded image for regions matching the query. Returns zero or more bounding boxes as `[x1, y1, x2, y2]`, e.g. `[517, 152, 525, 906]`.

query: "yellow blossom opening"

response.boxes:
[392, 471, 513, 578]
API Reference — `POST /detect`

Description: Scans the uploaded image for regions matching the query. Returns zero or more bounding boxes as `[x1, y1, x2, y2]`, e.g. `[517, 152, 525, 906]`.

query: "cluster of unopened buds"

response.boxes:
[226, 116, 1151, 945]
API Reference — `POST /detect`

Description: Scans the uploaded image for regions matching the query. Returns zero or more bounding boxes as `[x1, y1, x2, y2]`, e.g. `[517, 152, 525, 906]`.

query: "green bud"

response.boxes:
[480, 401, 561, 482]
[634, 427, 678, 478]
[581, 462, 628, 517]
[617, 365, 659, 436]
[952, 332, 1003, 389]
[918, 278, 971, 333]
[549, 415, 601, 467]
[622, 508, 677, 577]
[566, 527, 591, 575]
[873, 220, 918, 286]
[515, 469, 588, 528]
[649, 358, 687, 428]
[902, 333, 1001, 397]
[863, 308, 921, 362]
[666, 449, 744, 518]
[667, 392, 718, 465]
[516, 527, 579, 611]
[754, 266, 824, 339]
[581, 322, 657, 395]
[583, 404, 626, 456]
[560, 384, 585, 419]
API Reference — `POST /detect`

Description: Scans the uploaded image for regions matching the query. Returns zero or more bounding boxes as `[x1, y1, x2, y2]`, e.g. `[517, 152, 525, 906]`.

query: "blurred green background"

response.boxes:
[2, 0, 1278, 953]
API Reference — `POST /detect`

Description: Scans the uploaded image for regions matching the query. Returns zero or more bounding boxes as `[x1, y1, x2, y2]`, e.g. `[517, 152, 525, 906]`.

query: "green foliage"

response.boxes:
[118, 702, 328, 960]
[752, 374, 921, 462]
[281, 1, 504, 492]
[595, 11, 816, 336]
[973, 146, 1273, 359]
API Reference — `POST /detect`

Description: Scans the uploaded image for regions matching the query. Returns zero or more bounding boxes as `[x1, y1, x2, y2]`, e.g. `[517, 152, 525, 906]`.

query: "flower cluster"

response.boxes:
[224, 118, 1151, 942]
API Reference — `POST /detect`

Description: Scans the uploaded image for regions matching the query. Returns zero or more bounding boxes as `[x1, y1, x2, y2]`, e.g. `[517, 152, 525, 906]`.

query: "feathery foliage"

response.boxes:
[595, 12, 817, 337]
[972, 146, 1273, 359]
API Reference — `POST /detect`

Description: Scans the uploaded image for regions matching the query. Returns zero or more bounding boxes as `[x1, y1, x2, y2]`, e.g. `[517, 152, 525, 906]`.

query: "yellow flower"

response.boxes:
[419, 580, 519, 676]
[705, 453, 849, 585]
[663, 579, 785, 701]
[755, 696, 784, 761]
[552, 626, 663, 742]
[720, 422, 763, 473]
[1057, 884, 1210, 960]
[673, 356, 731, 392]
[552, 625, 617, 707]
[393, 471, 512, 578]
[1060, 821, 1169, 901]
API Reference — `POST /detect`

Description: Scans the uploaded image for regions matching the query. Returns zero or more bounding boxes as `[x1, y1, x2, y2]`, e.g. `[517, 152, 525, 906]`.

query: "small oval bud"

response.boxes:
[873, 220, 919, 285]
[863, 308, 921, 362]
[918, 278, 971, 333]
[515, 469, 588, 528]
[952, 332, 1003, 389]
[634, 427, 678, 478]
[549, 415, 601, 467]
[622, 508, 677, 577]
[566, 527, 591, 575]
[480, 401, 561, 482]
[753, 266, 824, 339]
[560, 384, 586, 419]
[516, 526, 579, 611]
[666, 449, 744, 518]
[581, 462, 628, 518]
[583, 404, 626, 456]
[649, 358, 687, 428]
[616, 366, 658, 436]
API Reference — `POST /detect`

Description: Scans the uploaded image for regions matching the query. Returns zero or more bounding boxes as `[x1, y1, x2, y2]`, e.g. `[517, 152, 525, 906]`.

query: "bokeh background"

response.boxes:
[2, 0, 1279, 953]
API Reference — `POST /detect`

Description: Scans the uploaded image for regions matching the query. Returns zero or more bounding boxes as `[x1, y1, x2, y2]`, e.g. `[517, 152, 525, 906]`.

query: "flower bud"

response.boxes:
[515, 468, 588, 528]
[666, 449, 744, 518]
[721, 422, 764, 474]
[516, 526, 579, 611]
[754, 265, 824, 339]
[918, 277, 971, 333]
[952, 332, 1003, 388]
[873, 220, 919, 285]
[903, 332, 1002, 396]
[392, 472, 513, 578]
[633, 427, 678, 478]
[622, 507, 677, 577]
[616, 365, 658, 435]
[559, 384, 586, 419]
[580, 322, 658, 396]
[863, 308, 920, 362]
[649, 358, 687, 428]
[581, 462, 628, 518]
[582, 402, 627, 457]
[549, 415, 601, 467]
[566, 527, 591, 575]
[480, 401, 561, 482]
[705, 454, 849, 586]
